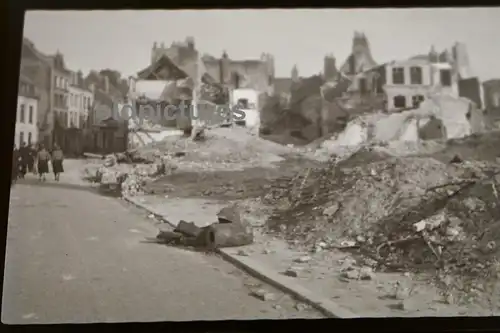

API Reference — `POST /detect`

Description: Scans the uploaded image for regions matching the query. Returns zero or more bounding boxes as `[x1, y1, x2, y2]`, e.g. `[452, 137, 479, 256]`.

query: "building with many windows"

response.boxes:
[384, 56, 458, 111]
[68, 70, 93, 129]
[16, 73, 39, 147]
[20, 39, 72, 148]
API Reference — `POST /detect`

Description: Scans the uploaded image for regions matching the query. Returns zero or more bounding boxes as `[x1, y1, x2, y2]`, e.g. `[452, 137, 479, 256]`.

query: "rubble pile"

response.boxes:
[155, 204, 254, 249]
[264, 153, 455, 241]
[263, 146, 500, 300]
[83, 154, 177, 197]
[138, 126, 294, 172]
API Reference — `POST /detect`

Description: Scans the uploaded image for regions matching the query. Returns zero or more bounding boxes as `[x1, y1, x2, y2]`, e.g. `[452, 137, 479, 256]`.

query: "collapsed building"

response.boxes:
[263, 31, 487, 146]
[134, 38, 274, 128]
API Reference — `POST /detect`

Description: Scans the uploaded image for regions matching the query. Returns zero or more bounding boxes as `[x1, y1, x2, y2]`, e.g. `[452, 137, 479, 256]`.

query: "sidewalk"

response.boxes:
[124, 194, 497, 318]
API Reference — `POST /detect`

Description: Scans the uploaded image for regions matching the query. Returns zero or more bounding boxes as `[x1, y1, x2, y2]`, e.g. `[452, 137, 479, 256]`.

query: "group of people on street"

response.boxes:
[11, 142, 65, 186]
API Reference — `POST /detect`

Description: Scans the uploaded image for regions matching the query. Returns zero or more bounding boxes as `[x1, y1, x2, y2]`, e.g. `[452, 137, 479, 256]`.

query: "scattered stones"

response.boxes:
[362, 257, 378, 267]
[359, 266, 375, 280]
[392, 286, 411, 300]
[313, 246, 323, 253]
[339, 258, 357, 271]
[339, 240, 357, 248]
[237, 249, 250, 256]
[294, 256, 311, 263]
[340, 270, 359, 280]
[356, 235, 366, 243]
[323, 202, 339, 217]
[283, 268, 302, 278]
[217, 204, 242, 224]
[317, 241, 327, 248]
[250, 289, 276, 301]
[294, 302, 310, 311]
[443, 293, 454, 305]
[394, 298, 418, 311]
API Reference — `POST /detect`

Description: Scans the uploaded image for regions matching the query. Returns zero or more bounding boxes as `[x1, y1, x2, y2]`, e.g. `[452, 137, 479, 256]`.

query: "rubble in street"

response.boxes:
[79, 101, 500, 311]
[262, 133, 500, 306]
[82, 125, 298, 197]
[155, 204, 254, 249]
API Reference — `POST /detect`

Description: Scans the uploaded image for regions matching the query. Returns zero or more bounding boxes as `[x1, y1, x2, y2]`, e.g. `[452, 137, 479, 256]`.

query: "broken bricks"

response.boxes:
[250, 289, 276, 301]
[174, 220, 202, 238]
[156, 230, 184, 244]
[217, 204, 242, 224]
[202, 222, 254, 250]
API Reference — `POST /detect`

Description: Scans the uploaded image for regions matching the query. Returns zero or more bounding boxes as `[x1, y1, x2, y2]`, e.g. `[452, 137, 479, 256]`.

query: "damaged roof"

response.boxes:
[137, 51, 218, 86]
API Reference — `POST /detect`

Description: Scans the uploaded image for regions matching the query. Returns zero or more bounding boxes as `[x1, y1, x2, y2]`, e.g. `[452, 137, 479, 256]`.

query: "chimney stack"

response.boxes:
[104, 76, 109, 93]
[186, 36, 195, 50]
[324, 54, 337, 81]
[291, 65, 299, 82]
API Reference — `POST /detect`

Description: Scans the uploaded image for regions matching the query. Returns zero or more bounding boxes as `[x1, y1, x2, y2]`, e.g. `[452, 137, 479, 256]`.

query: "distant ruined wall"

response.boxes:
[340, 31, 378, 75]
[204, 52, 274, 96]
[323, 55, 337, 81]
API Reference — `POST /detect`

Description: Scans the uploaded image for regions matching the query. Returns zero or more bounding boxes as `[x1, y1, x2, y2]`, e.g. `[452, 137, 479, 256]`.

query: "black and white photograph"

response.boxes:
[3, 7, 500, 324]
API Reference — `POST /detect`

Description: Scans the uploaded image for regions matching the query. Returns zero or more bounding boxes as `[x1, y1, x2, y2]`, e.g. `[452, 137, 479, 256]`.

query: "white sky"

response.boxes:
[23, 8, 500, 81]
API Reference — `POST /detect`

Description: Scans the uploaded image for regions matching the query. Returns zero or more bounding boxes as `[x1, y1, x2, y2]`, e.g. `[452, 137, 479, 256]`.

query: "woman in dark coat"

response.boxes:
[18, 142, 29, 179]
[36, 144, 50, 182]
[51, 144, 64, 181]
[27, 143, 37, 174]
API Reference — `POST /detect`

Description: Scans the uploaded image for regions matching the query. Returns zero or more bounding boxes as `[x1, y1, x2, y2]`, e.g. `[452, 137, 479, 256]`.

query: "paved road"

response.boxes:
[3, 178, 321, 324]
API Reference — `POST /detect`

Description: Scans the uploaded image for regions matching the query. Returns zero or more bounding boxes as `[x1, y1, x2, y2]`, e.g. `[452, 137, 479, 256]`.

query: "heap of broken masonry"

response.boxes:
[262, 138, 500, 303]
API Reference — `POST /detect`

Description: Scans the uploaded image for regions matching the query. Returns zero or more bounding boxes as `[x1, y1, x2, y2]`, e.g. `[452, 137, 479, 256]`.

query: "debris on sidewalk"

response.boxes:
[250, 288, 276, 301]
[154, 204, 255, 250]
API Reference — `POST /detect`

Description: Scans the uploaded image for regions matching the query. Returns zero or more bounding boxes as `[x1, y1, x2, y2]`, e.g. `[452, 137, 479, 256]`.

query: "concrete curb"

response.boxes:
[123, 195, 358, 319]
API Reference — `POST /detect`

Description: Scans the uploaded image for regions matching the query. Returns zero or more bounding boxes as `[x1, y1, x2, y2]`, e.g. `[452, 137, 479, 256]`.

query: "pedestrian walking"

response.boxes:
[11, 144, 19, 186]
[36, 144, 50, 182]
[51, 144, 64, 182]
[28, 143, 37, 174]
[18, 142, 30, 179]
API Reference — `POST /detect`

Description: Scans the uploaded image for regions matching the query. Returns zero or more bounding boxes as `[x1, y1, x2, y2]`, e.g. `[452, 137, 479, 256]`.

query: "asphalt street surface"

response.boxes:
[3, 177, 322, 324]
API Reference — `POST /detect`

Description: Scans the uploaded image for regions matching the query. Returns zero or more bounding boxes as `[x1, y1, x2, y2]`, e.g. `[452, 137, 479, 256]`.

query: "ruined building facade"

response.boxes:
[323, 54, 337, 82]
[340, 31, 378, 76]
[150, 37, 275, 97]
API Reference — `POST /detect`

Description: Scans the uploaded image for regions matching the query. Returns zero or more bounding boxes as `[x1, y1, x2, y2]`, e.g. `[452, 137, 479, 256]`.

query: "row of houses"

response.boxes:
[18, 38, 129, 155]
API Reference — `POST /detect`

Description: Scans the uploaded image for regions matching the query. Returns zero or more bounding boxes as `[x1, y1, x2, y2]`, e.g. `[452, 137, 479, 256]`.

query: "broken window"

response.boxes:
[410, 66, 423, 85]
[19, 104, 25, 123]
[349, 55, 356, 75]
[393, 95, 406, 108]
[493, 92, 500, 107]
[440, 69, 452, 87]
[359, 78, 367, 95]
[392, 67, 405, 85]
[412, 95, 425, 108]
[237, 98, 249, 109]
[233, 73, 240, 89]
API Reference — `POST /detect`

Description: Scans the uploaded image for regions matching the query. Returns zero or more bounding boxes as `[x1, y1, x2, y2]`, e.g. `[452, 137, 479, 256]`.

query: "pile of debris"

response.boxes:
[133, 126, 295, 172]
[82, 152, 177, 197]
[155, 204, 254, 249]
[263, 145, 500, 301]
